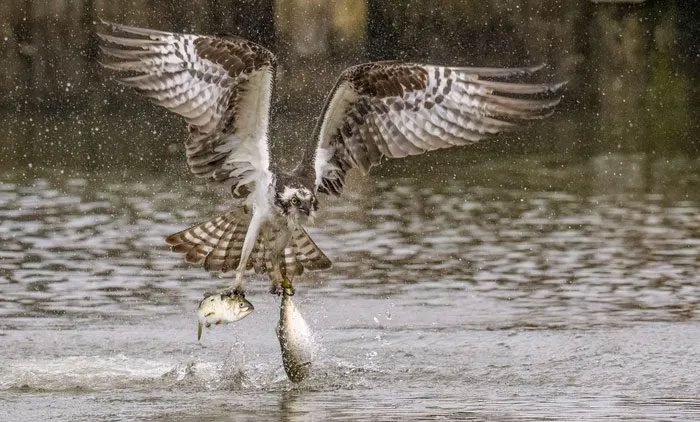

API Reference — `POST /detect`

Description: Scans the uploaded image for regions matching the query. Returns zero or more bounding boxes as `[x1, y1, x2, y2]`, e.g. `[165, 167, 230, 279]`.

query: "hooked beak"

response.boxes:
[300, 203, 311, 216]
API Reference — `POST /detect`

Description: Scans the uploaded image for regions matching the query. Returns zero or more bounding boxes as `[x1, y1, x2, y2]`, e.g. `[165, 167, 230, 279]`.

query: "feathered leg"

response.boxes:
[269, 245, 302, 296]
[234, 208, 264, 292]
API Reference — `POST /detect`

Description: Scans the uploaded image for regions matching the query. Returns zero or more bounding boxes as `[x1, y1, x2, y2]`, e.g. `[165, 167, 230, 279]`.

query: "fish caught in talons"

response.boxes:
[196, 289, 254, 341]
[276, 281, 314, 383]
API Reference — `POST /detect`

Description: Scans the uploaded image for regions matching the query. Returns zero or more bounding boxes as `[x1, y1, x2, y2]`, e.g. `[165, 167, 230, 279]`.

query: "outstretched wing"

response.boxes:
[303, 62, 564, 196]
[98, 20, 276, 199]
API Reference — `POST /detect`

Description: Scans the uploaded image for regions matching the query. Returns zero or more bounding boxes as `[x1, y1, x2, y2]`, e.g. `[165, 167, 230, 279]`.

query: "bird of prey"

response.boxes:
[98, 21, 564, 296]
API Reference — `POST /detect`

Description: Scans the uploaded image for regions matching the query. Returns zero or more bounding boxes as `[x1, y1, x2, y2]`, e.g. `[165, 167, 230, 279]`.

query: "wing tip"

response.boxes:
[453, 62, 548, 78]
[165, 234, 180, 245]
[549, 80, 568, 93]
[96, 18, 173, 37]
[97, 17, 115, 28]
[304, 258, 333, 271]
[528, 63, 546, 73]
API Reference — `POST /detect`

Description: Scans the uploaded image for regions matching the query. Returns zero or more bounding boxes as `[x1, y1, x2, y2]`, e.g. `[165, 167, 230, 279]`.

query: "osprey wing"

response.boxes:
[98, 20, 275, 199]
[304, 62, 564, 196]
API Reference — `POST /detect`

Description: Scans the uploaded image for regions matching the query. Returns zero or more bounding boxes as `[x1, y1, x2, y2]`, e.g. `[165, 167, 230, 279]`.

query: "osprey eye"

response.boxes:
[291, 197, 300, 206]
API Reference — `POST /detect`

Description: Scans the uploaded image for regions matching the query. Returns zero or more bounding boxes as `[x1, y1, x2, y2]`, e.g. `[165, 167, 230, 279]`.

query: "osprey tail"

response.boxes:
[165, 211, 249, 273]
[288, 226, 332, 273]
[165, 212, 332, 277]
[259, 226, 333, 282]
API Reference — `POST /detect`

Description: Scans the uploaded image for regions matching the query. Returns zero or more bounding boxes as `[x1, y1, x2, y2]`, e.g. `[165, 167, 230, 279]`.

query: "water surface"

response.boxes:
[1, 152, 699, 420]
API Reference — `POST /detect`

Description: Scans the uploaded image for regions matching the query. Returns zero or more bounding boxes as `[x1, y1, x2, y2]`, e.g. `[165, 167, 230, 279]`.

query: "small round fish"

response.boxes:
[197, 289, 254, 341]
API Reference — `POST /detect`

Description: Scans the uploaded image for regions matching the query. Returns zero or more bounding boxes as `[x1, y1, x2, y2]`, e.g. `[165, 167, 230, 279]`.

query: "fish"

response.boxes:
[276, 289, 314, 383]
[196, 289, 254, 341]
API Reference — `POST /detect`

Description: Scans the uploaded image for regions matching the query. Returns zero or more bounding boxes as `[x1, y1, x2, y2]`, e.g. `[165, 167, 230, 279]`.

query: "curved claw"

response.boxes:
[232, 286, 246, 297]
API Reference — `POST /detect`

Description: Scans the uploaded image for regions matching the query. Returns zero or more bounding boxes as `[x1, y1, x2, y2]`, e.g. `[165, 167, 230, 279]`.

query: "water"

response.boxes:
[1, 151, 699, 420]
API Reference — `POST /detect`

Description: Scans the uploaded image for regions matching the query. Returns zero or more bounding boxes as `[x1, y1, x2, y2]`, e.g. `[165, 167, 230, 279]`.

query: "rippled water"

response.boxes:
[1, 152, 699, 420]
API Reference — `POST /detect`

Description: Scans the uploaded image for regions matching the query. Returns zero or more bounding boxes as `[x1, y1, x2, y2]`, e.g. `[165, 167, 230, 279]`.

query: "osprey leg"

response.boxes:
[233, 271, 246, 296]
[281, 276, 295, 296]
[233, 208, 265, 292]
[269, 275, 294, 296]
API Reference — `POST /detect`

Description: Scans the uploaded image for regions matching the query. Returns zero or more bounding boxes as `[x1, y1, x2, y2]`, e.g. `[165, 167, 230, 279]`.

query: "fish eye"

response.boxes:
[290, 197, 299, 206]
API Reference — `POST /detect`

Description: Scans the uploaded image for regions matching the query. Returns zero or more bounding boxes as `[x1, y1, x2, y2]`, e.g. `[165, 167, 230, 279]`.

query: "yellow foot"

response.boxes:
[281, 277, 295, 296]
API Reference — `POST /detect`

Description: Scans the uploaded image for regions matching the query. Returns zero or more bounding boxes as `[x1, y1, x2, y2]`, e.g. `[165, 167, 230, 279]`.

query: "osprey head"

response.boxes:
[274, 185, 318, 223]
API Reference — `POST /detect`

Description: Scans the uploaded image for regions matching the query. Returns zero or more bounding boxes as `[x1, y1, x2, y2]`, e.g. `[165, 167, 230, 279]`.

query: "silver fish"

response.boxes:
[276, 289, 314, 383]
[197, 289, 254, 341]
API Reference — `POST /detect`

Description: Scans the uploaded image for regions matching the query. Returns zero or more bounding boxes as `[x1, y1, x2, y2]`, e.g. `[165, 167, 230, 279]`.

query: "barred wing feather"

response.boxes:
[308, 62, 564, 195]
[165, 211, 249, 273]
[98, 20, 275, 199]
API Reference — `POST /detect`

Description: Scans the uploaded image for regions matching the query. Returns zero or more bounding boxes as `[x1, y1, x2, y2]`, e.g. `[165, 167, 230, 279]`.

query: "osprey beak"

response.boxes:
[300, 204, 311, 215]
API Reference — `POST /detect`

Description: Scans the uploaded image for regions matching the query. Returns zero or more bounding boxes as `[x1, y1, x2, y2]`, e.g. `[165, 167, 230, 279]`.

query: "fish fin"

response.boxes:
[197, 321, 203, 341]
[215, 320, 222, 325]
[292, 227, 332, 271]
[205, 311, 215, 317]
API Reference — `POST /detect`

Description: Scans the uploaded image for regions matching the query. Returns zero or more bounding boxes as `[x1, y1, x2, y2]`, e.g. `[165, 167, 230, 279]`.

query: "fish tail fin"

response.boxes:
[165, 211, 248, 273]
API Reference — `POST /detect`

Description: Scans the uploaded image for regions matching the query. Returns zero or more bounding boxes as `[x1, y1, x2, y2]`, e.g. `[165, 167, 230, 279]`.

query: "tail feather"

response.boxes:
[167, 214, 228, 252]
[283, 246, 304, 279]
[251, 235, 266, 273]
[292, 227, 332, 271]
[223, 222, 246, 272]
[165, 213, 332, 277]
[203, 218, 237, 272]
[185, 244, 209, 264]
[165, 211, 248, 272]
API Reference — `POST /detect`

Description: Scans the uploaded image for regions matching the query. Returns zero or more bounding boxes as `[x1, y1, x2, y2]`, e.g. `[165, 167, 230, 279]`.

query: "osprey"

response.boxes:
[98, 21, 564, 296]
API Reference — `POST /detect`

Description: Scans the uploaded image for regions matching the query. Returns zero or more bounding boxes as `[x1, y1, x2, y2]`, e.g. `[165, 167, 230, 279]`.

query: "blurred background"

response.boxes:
[0, 0, 698, 172]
